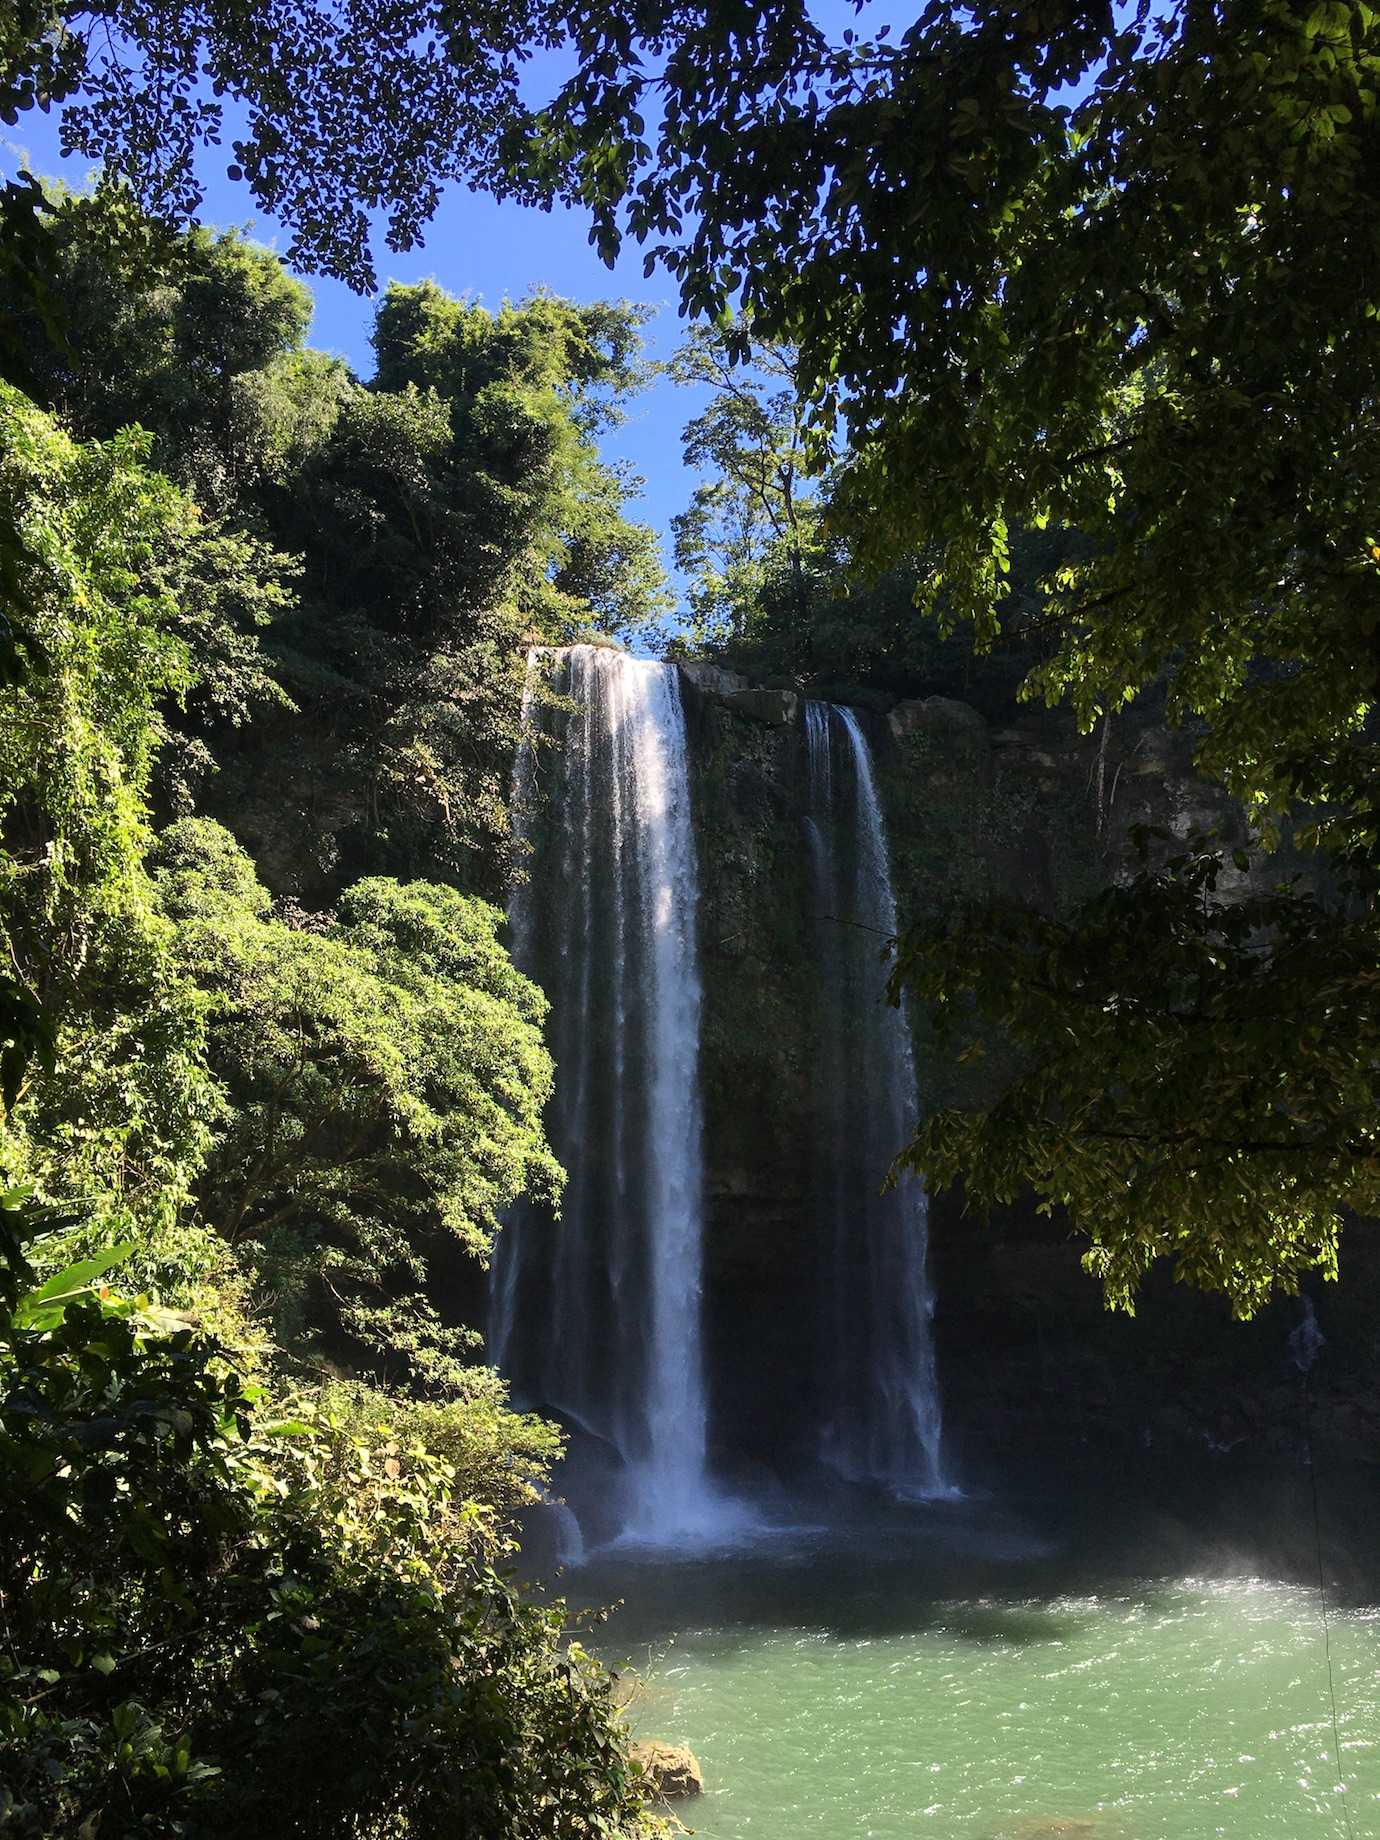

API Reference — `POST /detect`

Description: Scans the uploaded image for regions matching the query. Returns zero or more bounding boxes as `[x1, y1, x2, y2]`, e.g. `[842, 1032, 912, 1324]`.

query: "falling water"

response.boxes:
[804, 701, 948, 1496]
[490, 645, 721, 1541]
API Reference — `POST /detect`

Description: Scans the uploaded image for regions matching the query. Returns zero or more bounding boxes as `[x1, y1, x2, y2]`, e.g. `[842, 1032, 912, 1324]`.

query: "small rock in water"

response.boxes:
[630, 1739, 703, 1800]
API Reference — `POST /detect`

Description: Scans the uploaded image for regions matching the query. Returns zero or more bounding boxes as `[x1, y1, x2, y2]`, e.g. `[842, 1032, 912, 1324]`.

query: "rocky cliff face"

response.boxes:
[679, 668, 1380, 1483]
[677, 665, 822, 1474]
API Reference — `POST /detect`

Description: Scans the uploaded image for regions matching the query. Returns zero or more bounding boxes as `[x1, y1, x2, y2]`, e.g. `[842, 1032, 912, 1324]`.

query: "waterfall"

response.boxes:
[804, 701, 948, 1496]
[490, 645, 721, 1541]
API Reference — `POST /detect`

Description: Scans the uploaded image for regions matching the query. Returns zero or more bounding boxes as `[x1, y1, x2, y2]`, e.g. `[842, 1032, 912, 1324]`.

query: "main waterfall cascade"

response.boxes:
[804, 701, 947, 1496]
[490, 645, 721, 1541]
[492, 650, 948, 1540]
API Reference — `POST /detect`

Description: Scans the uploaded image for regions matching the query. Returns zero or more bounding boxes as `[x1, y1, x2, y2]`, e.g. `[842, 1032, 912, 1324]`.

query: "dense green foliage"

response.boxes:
[0, 378, 260, 1263]
[158, 818, 561, 1389]
[664, 325, 1080, 720]
[0, 196, 661, 1831]
[896, 836, 1380, 1316]
[5, 195, 667, 895]
[0, 1214, 645, 1838]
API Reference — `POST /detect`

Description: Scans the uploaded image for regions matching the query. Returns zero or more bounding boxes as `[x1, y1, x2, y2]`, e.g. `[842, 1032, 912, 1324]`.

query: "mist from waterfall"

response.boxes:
[804, 701, 948, 1496]
[490, 645, 722, 1542]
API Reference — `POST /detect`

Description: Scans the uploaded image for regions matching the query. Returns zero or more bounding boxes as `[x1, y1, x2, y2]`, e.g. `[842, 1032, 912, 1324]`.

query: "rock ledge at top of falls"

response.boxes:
[629, 1740, 704, 1801]
[677, 661, 751, 698]
[888, 694, 989, 745]
[676, 664, 800, 726]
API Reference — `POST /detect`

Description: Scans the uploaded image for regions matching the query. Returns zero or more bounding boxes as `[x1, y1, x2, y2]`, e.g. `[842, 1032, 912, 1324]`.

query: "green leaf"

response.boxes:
[27, 1242, 134, 1304]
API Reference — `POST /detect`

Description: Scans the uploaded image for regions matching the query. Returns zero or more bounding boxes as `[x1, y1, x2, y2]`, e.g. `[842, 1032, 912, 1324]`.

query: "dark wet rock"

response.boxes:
[718, 687, 800, 726]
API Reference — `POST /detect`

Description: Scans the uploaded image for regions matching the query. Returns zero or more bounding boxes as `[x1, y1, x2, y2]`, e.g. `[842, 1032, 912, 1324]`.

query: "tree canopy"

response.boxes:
[5, 194, 668, 895]
[0, 0, 548, 290]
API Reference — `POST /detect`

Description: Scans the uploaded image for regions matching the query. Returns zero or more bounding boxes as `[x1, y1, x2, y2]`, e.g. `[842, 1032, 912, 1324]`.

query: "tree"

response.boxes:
[0, 381, 286, 1266]
[664, 326, 1081, 700]
[669, 325, 820, 647]
[366, 281, 666, 644]
[9, 197, 312, 504]
[262, 279, 667, 892]
[155, 818, 562, 1391]
[894, 835, 1380, 1317]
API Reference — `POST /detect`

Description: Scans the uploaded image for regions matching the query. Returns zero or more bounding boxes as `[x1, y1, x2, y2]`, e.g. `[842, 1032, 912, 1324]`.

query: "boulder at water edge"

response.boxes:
[630, 1739, 704, 1800]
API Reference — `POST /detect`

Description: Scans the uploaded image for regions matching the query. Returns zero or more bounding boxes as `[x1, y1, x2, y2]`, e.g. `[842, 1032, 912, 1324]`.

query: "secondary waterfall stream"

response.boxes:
[805, 701, 947, 1495]
[491, 645, 719, 1541]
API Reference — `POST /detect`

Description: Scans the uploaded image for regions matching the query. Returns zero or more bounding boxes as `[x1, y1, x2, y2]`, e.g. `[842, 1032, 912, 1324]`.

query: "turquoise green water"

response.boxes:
[577, 1490, 1380, 1840]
